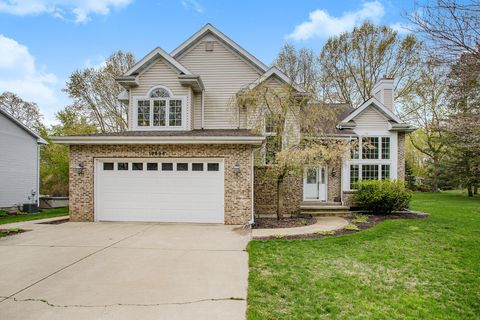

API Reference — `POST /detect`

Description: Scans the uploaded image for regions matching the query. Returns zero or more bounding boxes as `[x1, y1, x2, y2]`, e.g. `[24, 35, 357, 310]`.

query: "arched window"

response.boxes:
[135, 85, 184, 129]
[150, 87, 171, 98]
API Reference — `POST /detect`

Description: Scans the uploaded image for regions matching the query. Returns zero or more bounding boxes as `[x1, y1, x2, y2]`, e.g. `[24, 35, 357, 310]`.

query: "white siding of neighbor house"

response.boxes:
[129, 57, 192, 130]
[0, 113, 40, 208]
[177, 34, 262, 129]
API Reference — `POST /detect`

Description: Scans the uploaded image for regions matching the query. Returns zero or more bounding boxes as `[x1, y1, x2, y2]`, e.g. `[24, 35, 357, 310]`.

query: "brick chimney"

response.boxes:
[372, 77, 394, 111]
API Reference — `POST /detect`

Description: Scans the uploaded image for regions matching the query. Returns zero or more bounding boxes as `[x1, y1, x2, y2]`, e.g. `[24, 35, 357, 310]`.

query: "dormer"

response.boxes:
[116, 47, 204, 131]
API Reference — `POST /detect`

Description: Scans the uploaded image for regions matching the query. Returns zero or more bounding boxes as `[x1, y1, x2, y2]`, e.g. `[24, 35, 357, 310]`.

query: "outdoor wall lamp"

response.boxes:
[331, 168, 337, 177]
[233, 161, 241, 174]
[74, 161, 85, 175]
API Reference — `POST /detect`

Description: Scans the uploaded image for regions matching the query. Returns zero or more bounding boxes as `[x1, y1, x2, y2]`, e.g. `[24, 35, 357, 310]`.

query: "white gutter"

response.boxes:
[51, 135, 265, 145]
[201, 89, 205, 129]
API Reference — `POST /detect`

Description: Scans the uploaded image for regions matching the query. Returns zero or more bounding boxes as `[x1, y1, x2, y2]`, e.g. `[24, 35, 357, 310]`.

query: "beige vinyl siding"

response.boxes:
[383, 89, 394, 110]
[177, 35, 262, 129]
[129, 57, 192, 130]
[354, 106, 390, 131]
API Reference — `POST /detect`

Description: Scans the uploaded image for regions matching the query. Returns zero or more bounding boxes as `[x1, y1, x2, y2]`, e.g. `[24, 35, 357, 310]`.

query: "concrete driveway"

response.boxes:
[0, 218, 250, 320]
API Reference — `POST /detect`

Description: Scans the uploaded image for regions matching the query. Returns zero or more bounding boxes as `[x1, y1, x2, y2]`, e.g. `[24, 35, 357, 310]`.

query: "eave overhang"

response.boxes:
[50, 135, 265, 145]
[115, 76, 139, 89]
[178, 74, 205, 92]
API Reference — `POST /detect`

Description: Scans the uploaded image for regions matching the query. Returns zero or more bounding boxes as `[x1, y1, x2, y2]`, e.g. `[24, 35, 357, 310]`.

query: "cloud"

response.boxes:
[0, 34, 59, 122]
[286, 1, 385, 41]
[0, 0, 133, 23]
[181, 0, 204, 14]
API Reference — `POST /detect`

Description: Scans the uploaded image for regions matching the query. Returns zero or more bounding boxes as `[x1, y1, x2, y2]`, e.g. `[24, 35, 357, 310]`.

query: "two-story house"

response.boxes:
[53, 24, 414, 225]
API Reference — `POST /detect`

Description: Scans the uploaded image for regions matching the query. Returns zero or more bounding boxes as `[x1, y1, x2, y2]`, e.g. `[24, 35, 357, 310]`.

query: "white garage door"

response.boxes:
[95, 158, 224, 223]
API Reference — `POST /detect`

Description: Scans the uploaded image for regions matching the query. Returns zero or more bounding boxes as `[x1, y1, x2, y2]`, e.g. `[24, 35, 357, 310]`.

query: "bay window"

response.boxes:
[134, 86, 185, 130]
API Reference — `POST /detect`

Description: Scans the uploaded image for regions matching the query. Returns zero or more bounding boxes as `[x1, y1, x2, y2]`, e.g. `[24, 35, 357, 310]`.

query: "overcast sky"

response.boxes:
[0, 0, 414, 124]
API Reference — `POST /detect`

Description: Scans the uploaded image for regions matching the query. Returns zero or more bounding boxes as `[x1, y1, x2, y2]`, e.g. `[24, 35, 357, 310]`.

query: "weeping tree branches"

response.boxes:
[235, 80, 349, 218]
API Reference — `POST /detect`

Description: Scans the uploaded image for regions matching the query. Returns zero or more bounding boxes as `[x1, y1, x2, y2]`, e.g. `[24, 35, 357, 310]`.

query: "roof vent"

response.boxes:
[205, 41, 214, 51]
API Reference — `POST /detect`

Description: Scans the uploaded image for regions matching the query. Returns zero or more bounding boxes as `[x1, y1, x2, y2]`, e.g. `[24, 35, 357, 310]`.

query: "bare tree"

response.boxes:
[318, 22, 422, 108]
[64, 50, 135, 133]
[0, 92, 44, 130]
[407, 0, 480, 62]
[274, 44, 319, 95]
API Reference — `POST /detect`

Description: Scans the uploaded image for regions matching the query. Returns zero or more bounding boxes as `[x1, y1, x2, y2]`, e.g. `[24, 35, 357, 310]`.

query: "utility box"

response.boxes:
[22, 203, 38, 214]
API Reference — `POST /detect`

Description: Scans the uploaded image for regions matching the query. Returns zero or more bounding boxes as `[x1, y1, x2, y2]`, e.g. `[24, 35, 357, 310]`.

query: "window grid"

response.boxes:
[169, 100, 182, 127]
[362, 137, 379, 159]
[381, 164, 390, 180]
[362, 164, 379, 181]
[153, 100, 166, 126]
[381, 137, 390, 159]
[137, 100, 150, 127]
[350, 165, 359, 189]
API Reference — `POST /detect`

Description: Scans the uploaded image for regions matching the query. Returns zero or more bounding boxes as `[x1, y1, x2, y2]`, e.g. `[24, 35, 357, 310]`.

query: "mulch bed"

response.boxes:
[252, 217, 317, 229]
[37, 218, 70, 225]
[254, 211, 429, 240]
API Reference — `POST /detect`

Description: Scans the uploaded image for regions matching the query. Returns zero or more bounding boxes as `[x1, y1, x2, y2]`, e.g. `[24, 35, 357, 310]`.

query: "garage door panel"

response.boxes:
[95, 159, 224, 223]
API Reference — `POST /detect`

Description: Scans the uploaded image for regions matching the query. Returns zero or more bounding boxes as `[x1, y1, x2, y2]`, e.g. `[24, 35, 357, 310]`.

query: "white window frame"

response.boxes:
[263, 114, 277, 165]
[132, 86, 187, 131]
[344, 133, 397, 191]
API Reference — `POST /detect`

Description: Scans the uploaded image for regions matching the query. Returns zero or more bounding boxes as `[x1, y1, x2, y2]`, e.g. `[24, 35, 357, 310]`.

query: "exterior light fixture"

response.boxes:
[233, 161, 241, 174]
[74, 161, 85, 175]
[331, 168, 337, 177]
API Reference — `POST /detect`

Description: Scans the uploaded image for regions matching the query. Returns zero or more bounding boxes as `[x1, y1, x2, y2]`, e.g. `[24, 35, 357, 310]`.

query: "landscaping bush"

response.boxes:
[353, 180, 413, 214]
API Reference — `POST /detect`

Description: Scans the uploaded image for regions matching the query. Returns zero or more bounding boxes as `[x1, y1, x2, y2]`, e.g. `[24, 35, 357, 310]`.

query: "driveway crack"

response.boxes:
[7, 296, 245, 308]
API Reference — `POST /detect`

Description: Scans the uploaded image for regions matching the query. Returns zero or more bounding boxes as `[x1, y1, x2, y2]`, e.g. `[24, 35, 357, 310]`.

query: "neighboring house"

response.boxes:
[52, 24, 414, 224]
[0, 108, 47, 210]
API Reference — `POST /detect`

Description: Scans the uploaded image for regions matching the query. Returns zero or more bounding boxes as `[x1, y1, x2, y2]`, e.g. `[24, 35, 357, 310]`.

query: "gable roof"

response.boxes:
[245, 66, 306, 93]
[337, 97, 415, 132]
[341, 97, 403, 124]
[123, 47, 192, 76]
[0, 108, 47, 144]
[171, 23, 268, 73]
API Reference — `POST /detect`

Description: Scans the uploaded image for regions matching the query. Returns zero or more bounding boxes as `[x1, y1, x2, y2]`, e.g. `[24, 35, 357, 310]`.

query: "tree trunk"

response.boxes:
[474, 185, 478, 195]
[468, 184, 474, 197]
[431, 157, 440, 192]
[276, 176, 285, 220]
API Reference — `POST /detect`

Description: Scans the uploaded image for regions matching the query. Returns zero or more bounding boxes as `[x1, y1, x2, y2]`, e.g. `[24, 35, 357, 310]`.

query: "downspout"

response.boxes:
[249, 145, 262, 226]
[36, 144, 40, 206]
[201, 89, 205, 129]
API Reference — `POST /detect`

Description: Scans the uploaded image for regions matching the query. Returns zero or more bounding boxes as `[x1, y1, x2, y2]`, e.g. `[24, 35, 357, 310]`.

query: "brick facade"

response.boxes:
[397, 132, 406, 180]
[69, 144, 254, 224]
[253, 163, 343, 216]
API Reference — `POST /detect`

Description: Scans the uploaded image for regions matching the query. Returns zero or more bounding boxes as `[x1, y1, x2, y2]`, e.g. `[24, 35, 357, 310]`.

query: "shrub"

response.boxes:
[353, 180, 412, 214]
[344, 224, 359, 231]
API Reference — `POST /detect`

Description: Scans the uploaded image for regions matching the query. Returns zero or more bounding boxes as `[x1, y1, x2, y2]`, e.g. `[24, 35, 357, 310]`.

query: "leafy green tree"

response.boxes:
[40, 106, 97, 196]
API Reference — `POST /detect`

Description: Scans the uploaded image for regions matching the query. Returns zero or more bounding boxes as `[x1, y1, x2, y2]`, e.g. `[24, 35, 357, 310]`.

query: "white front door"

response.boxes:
[304, 166, 327, 201]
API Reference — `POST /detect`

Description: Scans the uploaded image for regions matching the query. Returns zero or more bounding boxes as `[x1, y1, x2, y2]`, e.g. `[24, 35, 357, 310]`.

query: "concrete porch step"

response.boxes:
[300, 202, 350, 217]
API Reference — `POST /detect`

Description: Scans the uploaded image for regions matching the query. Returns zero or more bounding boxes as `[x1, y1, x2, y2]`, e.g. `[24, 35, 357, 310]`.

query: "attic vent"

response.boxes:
[205, 41, 214, 51]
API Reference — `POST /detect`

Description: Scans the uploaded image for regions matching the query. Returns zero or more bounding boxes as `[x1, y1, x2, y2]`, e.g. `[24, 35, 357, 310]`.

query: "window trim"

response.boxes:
[263, 113, 278, 165]
[351, 136, 391, 160]
[132, 88, 187, 131]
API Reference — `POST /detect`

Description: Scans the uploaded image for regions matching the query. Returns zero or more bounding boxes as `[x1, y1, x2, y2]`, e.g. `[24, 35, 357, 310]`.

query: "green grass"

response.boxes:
[247, 191, 480, 319]
[0, 207, 69, 225]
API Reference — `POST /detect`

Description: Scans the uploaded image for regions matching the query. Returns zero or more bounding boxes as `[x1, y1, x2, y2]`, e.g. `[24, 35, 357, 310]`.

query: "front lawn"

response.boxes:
[247, 191, 480, 319]
[0, 207, 69, 225]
